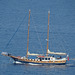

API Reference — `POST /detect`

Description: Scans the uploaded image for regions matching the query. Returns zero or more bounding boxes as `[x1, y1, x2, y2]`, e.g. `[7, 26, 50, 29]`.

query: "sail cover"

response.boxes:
[27, 51, 42, 56]
[48, 49, 66, 55]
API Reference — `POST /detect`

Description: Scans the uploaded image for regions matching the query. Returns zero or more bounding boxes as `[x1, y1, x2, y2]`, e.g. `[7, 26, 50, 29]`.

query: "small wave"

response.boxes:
[28, 63, 42, 66]
[66, 64, 75, 67]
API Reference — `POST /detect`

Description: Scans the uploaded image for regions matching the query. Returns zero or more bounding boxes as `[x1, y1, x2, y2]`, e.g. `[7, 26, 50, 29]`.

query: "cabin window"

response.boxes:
[45, 58, 47, 60]
[42, 58, 44, 60]
[48, 58, 50, 60]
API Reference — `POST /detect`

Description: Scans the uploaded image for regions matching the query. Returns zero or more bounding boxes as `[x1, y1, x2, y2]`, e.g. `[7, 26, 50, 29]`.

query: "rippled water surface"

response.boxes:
[0, 0, 75, 75]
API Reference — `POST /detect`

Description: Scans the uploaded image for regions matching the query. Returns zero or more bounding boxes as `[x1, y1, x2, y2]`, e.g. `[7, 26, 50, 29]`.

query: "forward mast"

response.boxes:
[26, 9, 31, 58]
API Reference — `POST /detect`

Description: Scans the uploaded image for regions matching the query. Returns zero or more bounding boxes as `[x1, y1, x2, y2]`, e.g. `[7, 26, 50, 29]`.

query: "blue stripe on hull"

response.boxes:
[14, 60, 66, 65]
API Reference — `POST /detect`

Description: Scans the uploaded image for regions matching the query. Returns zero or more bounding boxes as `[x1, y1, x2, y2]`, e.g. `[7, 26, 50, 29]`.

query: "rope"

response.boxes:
[52, 32, 71, 53]
[31, 13, 44, 55]
[5, 12, 27, 49]
[58, 33, 71, 53]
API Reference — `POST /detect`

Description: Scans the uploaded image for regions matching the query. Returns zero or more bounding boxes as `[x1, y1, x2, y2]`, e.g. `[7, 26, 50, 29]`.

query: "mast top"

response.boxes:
[48, 10, 50, 14]
[29, 9, 31, 12]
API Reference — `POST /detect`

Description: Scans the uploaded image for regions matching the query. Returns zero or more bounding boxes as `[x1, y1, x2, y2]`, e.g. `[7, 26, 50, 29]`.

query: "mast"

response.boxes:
[46, 10, 50, 56]
[26, 9, 31, 58]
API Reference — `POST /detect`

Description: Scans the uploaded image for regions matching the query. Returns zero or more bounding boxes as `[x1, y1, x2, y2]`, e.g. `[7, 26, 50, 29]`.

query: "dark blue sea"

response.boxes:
[0, 0, 75, 75]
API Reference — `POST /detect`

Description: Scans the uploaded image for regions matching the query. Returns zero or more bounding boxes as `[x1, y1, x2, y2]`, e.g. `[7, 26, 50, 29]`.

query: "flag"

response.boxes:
[67, 55, 69, 61]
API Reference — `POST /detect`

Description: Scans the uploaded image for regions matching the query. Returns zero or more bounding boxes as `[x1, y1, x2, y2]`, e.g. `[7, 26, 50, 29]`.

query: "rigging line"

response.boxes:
[53, 33, 66, 52]
[56, 32, 71, 53]
[31, 13, 44, 55]
[5, 12, 27, 49]
[58, 34, 67, 51]
[53, 33, 65, 51]
[59, 35, 66, 52]
[59, 34, 71, 53]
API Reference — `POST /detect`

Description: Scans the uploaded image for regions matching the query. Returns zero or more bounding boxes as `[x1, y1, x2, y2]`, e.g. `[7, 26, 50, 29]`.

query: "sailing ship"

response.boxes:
[2, 10, 69, 65]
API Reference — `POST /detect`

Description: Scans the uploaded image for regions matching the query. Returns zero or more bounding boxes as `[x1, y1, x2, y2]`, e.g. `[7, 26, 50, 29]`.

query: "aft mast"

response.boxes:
[46, 10, 50, 56]
[26, 9, 31, 58]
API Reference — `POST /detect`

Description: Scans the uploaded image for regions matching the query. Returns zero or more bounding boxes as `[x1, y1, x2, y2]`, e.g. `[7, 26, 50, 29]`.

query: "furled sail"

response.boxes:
[27, 51, 42, 56]
[48, 49, 66, 55]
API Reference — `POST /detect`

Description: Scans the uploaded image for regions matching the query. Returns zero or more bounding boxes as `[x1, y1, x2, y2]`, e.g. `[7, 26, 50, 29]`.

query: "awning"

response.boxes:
[48, 49, 66, 55]
[27, 51, 42, 56]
